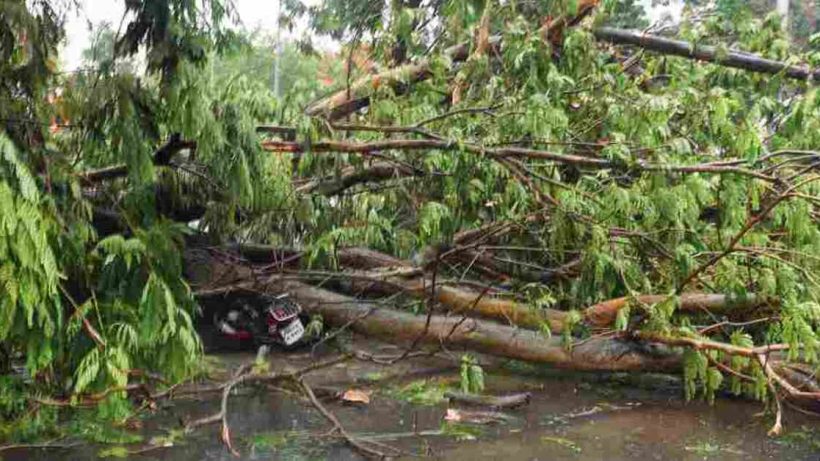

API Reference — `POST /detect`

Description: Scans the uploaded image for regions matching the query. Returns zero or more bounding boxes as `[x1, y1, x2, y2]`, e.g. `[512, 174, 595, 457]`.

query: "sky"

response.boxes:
[61, 0, 300, 70]
[61, 0, 684, 71]
[641, 0, 684, 24]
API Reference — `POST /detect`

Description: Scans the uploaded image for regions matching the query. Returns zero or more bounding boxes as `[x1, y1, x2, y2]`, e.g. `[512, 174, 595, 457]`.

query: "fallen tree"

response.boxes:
[187, 253, 679, 372]
[189, 242, 774, 334]
[190, 254, 819, 429]
[309, 267, 774, 333]
[267, 279, 683, 372]
[5, 0, 820, 452]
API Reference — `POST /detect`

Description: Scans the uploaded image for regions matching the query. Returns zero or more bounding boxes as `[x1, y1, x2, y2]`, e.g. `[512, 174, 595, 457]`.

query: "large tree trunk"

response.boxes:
[187, 247, 818, 412]
[266, 279, 682, 372]
[186, 244, 772, 334]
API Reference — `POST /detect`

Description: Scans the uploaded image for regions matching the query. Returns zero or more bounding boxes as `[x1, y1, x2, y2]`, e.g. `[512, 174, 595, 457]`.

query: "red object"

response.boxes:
[223, 330, 252, 340]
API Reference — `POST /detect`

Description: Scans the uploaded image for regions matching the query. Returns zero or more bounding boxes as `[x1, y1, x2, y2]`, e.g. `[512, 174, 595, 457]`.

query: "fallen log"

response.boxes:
[315, 265, 771, 334]
[583, 293, 775, 328]
[190, 244, 772, 334]
[187, 251, 819, 423]
[409, 280, 772, 332]
[291, 266, 568, 331]
[261, 279, 682, 372]
[269, 281, 819, 415]
[402, 278, 567, 332]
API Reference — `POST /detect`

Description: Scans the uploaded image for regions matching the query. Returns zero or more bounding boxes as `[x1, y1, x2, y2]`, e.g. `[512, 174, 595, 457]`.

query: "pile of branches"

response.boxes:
[188, 237, 817, 441]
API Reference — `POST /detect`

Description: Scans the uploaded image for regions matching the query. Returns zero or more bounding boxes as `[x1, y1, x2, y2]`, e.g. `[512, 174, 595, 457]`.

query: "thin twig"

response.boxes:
[299, 378, 397, 459]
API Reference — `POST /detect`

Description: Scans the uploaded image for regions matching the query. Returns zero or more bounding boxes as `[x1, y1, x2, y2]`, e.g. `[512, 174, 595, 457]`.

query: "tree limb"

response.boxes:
[261, 279, 682, 372]
[303, 18, 817, 123]
[261, 138, 778, 182]
[295, 161, 424, 196]
[77, 134, 196, 184]
[593, 27, 820, 83]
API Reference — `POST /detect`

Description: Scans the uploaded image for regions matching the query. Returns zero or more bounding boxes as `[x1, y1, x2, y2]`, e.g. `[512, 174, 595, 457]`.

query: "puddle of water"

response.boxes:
[388, 373, 819, 461]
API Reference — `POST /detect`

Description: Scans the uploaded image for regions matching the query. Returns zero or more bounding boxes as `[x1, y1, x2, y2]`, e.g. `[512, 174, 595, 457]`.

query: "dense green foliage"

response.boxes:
[0, 0, 346, 439]
[279, 0, 820, 405]
[0, 0, 818, 444]
[0, 0, 262, 438]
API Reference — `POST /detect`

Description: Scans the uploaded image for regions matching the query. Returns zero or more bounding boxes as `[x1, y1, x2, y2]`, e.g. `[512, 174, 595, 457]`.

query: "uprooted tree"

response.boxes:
[1, 0, 819, 448]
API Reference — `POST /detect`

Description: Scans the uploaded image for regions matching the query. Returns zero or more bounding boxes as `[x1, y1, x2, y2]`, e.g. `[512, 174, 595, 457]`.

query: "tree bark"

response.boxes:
[398, 276, 771, 332]
[266, 279, 682, 372]
[189, 243, 772, 334]
[583, 293, 775, 328]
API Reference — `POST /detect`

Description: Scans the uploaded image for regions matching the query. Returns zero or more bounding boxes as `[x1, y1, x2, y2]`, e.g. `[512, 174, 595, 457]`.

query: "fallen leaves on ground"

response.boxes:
[342, 389, 372, 404]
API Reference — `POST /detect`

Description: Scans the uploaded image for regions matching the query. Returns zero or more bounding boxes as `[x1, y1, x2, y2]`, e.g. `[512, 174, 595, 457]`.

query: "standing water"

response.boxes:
[4, 339, 818, 460]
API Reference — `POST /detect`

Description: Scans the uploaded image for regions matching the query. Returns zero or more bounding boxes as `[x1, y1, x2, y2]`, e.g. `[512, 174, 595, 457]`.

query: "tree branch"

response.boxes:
[295, 161, 425, 196]
[593, 27, 820, 83]
[77, 134, 196, 184]
[303, 19, 817, 122]
[261, 138, 778, 182]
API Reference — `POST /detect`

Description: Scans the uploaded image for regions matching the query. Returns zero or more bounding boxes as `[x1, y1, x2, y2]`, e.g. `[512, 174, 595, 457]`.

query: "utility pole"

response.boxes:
[777, 0, 790, 31]
[273, 0, 281, 98]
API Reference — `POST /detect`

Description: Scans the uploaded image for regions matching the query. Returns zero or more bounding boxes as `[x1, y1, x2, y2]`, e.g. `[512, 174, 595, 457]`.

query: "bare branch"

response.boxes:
[593, 27, 820, 83]
[261, 138, 779, 182]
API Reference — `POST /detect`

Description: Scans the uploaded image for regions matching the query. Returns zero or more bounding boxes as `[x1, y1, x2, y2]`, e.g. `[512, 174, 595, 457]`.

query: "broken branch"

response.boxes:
[593, 27, 820, 83]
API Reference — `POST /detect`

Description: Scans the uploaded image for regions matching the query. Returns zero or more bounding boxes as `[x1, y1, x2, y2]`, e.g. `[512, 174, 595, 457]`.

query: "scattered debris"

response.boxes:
[342, 389, 372, 404]
[444, 408, 515, 425]
[385, 379, 450, 405]
[563, 402, 641, 419]
[439, 421, 485, 441]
